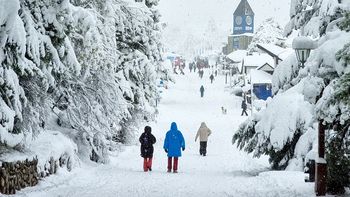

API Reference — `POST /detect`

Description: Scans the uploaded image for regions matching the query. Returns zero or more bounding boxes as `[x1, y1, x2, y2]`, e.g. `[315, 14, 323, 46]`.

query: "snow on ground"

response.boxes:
[14, 68, 314, 197]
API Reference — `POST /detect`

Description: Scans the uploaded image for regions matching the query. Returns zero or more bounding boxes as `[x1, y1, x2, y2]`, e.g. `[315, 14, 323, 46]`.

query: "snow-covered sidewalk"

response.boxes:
[15, 69, 314, 197]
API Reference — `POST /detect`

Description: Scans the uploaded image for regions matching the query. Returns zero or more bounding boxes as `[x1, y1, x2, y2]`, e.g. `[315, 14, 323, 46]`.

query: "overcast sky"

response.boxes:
[158, 0, 291, 53]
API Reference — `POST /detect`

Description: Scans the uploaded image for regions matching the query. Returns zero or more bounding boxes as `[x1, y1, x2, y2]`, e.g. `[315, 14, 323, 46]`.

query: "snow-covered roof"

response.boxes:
[258, 44, 285, 56]
[250, 69, 272, 84]
[244, 53, 274, 68]
[257, 44, 295, 61]
[257, 63, 274, 71]
[226, 50, 247, 62]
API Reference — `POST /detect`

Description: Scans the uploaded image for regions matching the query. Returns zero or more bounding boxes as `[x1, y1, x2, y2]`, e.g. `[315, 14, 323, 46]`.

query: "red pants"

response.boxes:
[143, 157, 153, 171]
[167, 157, 178, 172]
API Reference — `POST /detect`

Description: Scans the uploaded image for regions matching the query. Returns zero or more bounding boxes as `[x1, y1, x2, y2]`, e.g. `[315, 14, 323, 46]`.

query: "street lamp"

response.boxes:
[292, 36, 316, 67]
[293, 36, 326, 196]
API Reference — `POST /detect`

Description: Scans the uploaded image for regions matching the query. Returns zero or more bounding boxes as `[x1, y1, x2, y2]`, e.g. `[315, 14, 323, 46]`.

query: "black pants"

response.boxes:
[241, 109, 248, 116]
[199, 141, 207, 156]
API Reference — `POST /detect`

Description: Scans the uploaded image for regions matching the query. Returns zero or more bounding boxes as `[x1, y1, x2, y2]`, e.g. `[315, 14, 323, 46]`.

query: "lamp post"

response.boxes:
[292, 36, 316, 68]
[293, 36, 326, 196]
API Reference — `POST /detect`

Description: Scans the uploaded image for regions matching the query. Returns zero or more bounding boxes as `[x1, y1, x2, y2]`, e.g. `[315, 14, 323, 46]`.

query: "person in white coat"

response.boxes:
[195, 122, 212, 156]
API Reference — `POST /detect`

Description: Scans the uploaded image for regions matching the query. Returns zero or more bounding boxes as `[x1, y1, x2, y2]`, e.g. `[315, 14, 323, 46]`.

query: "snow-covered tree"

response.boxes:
[315, 14, 350, 193]
[248, 18, 284, 52]
[233, 0, 350, 194]
[0, 0, 164, 163]
[284, 0, 346, 37]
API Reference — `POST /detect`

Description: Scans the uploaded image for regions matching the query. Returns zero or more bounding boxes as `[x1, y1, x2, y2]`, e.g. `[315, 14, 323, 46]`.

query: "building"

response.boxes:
[223, 0, 255, 54]
[241, 53, 274, 75]
[257, 63, 274, 75]
[256, 44, 294, 67]
[250, 70, 272, 100]
[228, 34, 253, 52]
[233, 0, 254, 35]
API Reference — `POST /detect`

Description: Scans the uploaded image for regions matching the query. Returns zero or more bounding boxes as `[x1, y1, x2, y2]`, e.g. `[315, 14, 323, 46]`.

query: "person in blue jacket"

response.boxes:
[163, 122, 185, 173]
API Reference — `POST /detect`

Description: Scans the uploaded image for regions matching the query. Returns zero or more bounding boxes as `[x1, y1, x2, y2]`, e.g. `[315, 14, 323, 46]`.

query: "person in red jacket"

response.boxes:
[139, 126, 156, 172]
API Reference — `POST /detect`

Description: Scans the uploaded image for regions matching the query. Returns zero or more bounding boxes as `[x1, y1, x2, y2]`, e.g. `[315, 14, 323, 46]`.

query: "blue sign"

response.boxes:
[233, 15, 254, 35]
[253, 84, 272, 100]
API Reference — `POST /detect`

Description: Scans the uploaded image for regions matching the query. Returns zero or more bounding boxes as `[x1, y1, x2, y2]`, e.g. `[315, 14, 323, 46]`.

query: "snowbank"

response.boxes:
[0, 130, 78, 171]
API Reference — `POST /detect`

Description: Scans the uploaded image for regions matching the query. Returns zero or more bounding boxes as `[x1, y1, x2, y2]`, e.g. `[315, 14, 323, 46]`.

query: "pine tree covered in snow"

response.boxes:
[284, 0, 346, 37]
[316, 13, 350, 194]
[0, 0, 164, 163]
[233, 0, 350, 193]
[248, 18, 284, 52]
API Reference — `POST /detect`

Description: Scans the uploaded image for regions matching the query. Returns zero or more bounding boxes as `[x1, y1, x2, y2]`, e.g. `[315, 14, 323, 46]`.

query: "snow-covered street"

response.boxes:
[15, 70, 314, 197]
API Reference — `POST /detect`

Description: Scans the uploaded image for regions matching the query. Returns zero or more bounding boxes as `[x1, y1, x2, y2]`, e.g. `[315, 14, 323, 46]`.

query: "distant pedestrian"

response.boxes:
[163, 122, 185, 173]
[241, 99, 248, 116]
[215, 70, 217, 76]
[173, 67, 178, 74]
[139, 126, 156, 172]
[200, 85, 205, 98]
[180, 67, 185, 75]
[195, 122, 211, 156]
[209, 74, 214, 83]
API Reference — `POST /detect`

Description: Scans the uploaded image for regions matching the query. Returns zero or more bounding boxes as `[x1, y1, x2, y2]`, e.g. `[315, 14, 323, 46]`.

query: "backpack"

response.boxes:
[141, 134, 150, 147]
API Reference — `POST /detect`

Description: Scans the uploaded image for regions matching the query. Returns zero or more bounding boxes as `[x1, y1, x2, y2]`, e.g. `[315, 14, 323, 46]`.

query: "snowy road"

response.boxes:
[16, 69, 314, 197]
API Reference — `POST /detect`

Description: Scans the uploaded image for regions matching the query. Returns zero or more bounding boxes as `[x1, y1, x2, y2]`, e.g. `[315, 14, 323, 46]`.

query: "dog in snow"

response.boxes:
[221, 106, 227, 114]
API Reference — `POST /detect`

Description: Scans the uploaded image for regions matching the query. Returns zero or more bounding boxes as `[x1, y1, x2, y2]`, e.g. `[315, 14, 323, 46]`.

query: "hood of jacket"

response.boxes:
[199, 122, 207, 129]
[170, 122, 178, 131]
[144, 126, 152, 134]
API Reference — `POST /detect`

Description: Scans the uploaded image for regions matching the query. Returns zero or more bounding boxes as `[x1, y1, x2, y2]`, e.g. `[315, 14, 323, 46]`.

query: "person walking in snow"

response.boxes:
[200, 85, 205, 98]
[139, 126, 156, 172]
[209, 74, 214, 83]
[241, 99, 248, 116]
[195, 122, 211, 156]
[180, 67, 185, 75]
[163, 122, 185, 173]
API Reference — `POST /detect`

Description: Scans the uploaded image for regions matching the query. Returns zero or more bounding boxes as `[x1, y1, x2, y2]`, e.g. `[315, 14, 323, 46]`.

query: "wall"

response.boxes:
[0, 155, 72, 195]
